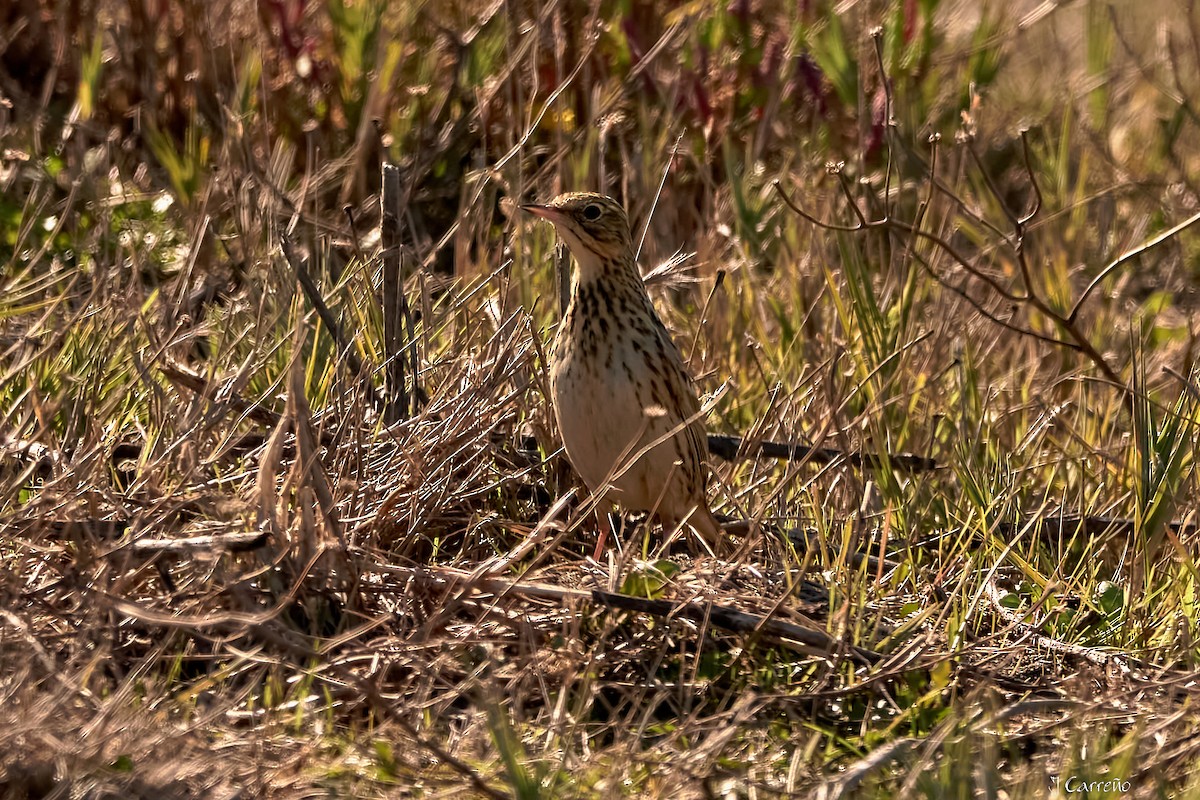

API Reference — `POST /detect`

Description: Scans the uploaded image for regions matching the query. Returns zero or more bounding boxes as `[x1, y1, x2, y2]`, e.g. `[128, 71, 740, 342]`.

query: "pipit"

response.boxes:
[521, 192, 720, 554]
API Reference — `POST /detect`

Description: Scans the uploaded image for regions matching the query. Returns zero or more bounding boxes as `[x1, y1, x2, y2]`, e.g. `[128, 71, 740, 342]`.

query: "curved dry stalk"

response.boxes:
[1069, 208, 1200, 325]
[982, 570, 1144, 677]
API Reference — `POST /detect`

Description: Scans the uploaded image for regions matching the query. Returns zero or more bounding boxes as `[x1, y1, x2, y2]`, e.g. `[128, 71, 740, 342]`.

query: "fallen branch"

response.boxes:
[706, 433, 937, 472]
[6, 520, 266, 555]
[591, 588, 882, 664]
[516, 433, 938, 472]
[368, 561, 883, 665]
[125, 530, 268, 554]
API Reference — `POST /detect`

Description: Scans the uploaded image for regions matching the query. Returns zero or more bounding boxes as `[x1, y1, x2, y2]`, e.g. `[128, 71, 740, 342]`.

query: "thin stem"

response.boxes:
[871, 28, 895, 220]
[1017, 129, 1043, 224]
[637, 131, 684, 262]
[1068, 208, 1200, 324]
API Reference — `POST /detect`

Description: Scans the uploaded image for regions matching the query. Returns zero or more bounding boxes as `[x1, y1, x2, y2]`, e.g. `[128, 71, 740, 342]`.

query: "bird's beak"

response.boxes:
[520, 203, 568, 225]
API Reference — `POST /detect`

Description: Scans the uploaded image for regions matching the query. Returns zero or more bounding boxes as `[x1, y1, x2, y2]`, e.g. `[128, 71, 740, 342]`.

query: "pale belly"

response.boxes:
[551, 330, 694, 513]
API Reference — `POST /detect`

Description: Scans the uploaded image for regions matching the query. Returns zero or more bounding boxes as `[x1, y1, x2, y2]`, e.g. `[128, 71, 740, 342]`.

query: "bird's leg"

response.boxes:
[592, 502, 623, 561]
[658, 515, 687, 555]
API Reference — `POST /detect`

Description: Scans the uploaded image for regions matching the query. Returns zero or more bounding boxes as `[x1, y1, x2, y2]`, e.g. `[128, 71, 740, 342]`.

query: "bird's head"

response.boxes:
[521, 192, 635, 276]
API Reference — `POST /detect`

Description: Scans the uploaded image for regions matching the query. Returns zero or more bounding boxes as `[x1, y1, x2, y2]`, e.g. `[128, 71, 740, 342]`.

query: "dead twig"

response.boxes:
[706, 433, 937, 472]
[368, 561, 883, 665]
[773, 123, 1144, 397]
[591, 589, 882, 664]
[123, 530, 268, 554]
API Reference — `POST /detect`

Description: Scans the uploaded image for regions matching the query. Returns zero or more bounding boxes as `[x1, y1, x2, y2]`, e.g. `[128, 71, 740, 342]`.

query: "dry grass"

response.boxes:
[5, 0, 1200, 797]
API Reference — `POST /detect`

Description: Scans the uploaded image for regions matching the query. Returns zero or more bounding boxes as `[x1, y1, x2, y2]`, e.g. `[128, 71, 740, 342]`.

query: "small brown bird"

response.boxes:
[521, 192, 720, 554]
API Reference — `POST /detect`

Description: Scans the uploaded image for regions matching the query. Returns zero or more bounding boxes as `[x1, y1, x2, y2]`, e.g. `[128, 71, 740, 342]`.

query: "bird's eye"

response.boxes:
[582, 203, 602, 221]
